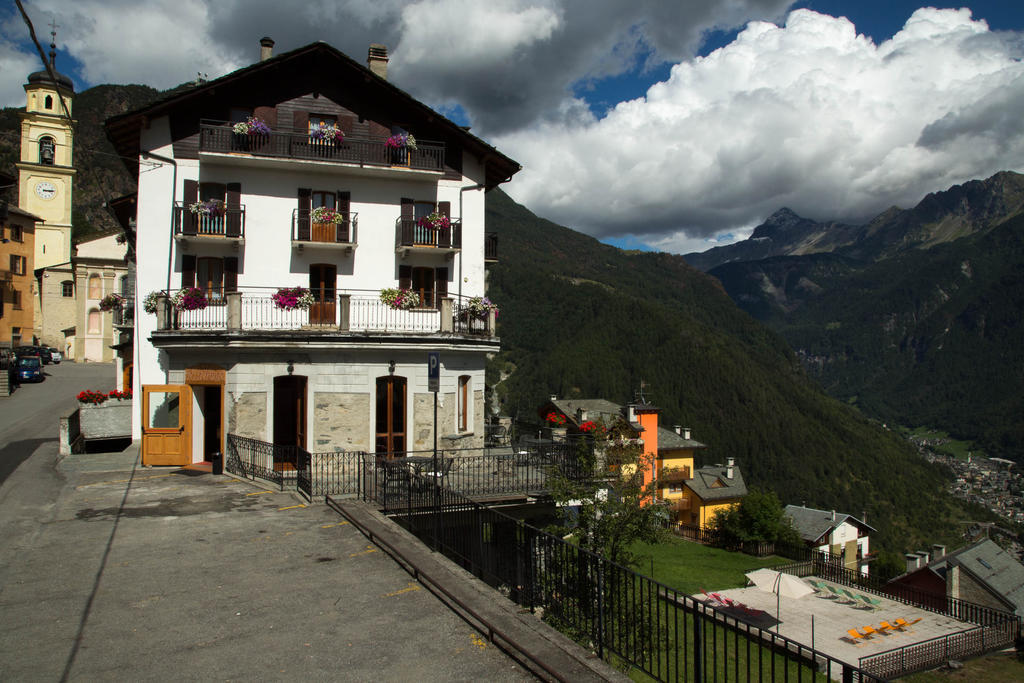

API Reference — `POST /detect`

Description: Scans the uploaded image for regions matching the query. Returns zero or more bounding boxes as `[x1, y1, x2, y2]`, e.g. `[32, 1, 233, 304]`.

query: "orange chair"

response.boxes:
[847, 629, 869, 642]
[860, 625, 879, 638]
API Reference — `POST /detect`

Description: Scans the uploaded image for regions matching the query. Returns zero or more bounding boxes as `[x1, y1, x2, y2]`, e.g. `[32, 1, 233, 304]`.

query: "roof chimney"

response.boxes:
[259, 37, 275, 62]
[578, 408, 588, 422]
[683, 428, 691, 440]
[368, 43, 389, 79]
[726, 457, 734, 479]
[549, 394, 557, 402]
[932, 544, 946, 560]
[906, 553, 921, 572]
[674, 425, 681, 435]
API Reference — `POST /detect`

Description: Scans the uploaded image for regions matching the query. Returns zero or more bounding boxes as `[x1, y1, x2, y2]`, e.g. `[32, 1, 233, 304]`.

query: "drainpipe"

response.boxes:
[140, 150, 178, 389]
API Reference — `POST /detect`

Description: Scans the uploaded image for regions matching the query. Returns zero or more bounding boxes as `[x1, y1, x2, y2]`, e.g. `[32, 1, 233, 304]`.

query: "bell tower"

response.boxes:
[17, 23, 76, 270]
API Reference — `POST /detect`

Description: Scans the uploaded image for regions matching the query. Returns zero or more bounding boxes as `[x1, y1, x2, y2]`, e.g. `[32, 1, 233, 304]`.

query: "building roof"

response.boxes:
[104, 41, 520, 190]
[28, 66, 74, 92]
[687, 464, 747, 502]
[6, 205, 42, 222]
[545, 397, 707, 449]
[784, 505, 876, 545]
[901, 539, 1024, 616]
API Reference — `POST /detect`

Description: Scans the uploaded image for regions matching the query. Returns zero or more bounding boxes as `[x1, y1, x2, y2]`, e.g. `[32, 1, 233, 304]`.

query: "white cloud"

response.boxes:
[0, 41, 39, 107]
[497, 8, 1024, 244]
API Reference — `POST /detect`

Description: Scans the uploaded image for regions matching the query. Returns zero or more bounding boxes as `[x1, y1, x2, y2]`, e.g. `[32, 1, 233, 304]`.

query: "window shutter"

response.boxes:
[297, 188, 312, 240]
[400, 197, 414, 245]
[224, 257, 238, 292]
[293, 110, 309, 133]
[226, 182, 242, 237]
[253, 105, 277, 129]
[435, 267, 448, 310]
[336, 191, 350, 242]
[182, 179, 198, 235]
[181, 254, 196, 288]
[438, 201, 452, 248]
[398, 265, 412, 290]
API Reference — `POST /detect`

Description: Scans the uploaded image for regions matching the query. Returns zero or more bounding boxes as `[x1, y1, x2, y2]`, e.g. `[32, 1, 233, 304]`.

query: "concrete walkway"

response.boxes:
[0, 440, 539, 681]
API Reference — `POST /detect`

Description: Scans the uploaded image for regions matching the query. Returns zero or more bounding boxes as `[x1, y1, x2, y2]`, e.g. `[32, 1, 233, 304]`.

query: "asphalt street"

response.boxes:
[0, 361, 115, 485]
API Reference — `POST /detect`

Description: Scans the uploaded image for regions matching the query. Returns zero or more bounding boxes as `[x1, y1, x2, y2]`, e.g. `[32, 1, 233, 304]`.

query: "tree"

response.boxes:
[709, 488, 801, 547]
[547, 417, 667, 569]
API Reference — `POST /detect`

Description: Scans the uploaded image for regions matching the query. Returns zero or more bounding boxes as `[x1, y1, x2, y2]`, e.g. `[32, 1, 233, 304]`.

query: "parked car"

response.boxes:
[14, 346, 51, 365]
[16, 355, 44, 383]
[48, 347, 62, 363]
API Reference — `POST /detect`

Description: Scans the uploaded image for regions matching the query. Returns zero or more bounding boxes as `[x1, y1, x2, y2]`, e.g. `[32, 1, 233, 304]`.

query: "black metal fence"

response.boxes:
[859, 619, 1020, 679]
[226, 434, 303, 489]
[373, 475, 882, 683]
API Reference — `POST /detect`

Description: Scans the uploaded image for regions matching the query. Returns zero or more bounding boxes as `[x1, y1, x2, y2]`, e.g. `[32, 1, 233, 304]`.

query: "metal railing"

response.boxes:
[155, 288, 495, 337]
[395, 216, 462, 250]
[376, 475, 882, 683]
[172, 202, 245, 238]
[199, 122, 445, 172]
[226, 434, 303, 489]
[291, 209, 358, 245]
[860, 619, 1020, 679]
[113, 298, 135, 327]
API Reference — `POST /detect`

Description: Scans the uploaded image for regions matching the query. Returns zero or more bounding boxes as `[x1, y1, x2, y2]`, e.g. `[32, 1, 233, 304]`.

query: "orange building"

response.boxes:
[1, 205, 40, 347]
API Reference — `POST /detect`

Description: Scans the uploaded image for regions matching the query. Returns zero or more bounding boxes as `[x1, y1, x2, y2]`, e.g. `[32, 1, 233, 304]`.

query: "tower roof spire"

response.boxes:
[49, 17, 59, 66]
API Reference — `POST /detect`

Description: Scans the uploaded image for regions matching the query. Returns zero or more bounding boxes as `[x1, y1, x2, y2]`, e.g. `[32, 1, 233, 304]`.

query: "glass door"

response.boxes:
[142, 385, 192, 466]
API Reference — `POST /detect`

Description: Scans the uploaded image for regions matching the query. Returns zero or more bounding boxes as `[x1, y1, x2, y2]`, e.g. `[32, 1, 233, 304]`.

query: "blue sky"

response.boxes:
[3, 1, 1024, 254]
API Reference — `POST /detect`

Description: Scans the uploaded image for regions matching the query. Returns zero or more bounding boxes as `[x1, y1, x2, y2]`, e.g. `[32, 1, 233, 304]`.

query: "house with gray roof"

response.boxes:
[784, 505, 875, 574]
[888, 539, 1024, 617]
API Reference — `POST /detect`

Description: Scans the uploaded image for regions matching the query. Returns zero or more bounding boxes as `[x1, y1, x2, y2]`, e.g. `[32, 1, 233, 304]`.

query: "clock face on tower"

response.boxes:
[34, 181, 57, 200]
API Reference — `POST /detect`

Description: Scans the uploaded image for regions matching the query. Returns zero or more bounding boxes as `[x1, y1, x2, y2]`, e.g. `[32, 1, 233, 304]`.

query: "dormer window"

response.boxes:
[39, 136, 55, 165]
[44, 94, 53, 109]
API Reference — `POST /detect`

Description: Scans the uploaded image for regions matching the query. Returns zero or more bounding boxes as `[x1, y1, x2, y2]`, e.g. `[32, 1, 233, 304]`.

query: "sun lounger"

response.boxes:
[840, 588, 860, 604]
[860, 625, 879, 638]
[825, 585, 844, 600]
[856, 594, 882, 610]
[894, 617, 921, 628]
[879, 621, 899, 633]
[847, 628, 869, 641]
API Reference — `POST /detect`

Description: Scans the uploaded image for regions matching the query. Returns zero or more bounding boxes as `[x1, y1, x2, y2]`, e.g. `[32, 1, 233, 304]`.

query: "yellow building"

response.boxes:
[1, 205, 40, 347]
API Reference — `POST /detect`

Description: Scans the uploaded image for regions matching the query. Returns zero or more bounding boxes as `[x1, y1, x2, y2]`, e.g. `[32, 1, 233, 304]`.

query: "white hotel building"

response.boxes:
[105, 39, 519, 467]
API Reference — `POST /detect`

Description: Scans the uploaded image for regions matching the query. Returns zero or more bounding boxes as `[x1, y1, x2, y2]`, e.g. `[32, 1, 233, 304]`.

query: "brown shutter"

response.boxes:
[435, 267, 448, 310]
[437, 201, 452, 248]
[293, 110, 309, 133]
[182, 179, 198, 235]
[400, 197, 414, 245]
[224, 257, 238, 293]
[336, 191, 351, 242]
[181, 255, 196, 288]
[297, 188, 311, 240]
[253, 106, 277, 129]
[226, 182, 242, 237]
[398, 265, 412, 290]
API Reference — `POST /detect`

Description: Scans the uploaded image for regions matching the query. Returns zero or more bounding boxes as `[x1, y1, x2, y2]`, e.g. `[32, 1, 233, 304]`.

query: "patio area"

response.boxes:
[705, 578, 975, 677]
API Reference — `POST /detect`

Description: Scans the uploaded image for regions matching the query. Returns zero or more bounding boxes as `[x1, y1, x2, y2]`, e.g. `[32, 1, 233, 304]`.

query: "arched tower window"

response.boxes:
[44, 94, 53, 109]
[39, 136, 55, 165]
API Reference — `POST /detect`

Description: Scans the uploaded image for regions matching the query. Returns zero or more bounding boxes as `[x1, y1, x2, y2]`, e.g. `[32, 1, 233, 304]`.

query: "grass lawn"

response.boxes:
[903, 651, 1024, 681]
[631, 534, 786, 594]
[901, 426, 985, 460]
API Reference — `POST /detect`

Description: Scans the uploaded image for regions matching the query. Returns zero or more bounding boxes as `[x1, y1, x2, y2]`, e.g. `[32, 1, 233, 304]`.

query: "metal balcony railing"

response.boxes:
[395, 217, 462, 250]
[291, 209, 358, 245]
[172, 202, 245, 238]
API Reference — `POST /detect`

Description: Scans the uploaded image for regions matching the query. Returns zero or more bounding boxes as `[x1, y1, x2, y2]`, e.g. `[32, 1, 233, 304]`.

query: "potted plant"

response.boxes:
[385, 133, 417, 165]
[310, 206, 345, 242]
[380, 287, 421, 310]
[189, 199, 225, 218]
[172, 287, 208, 311]
[310, 124, 345, 143]
[231, 115, 271, 151]
[142, 290, 161, 314]
[271, 286, 315, 311]
[417, 211, 450, 232]
[78, 389, 133, 438]
[98, 293, 124, 312]
[465, 296, 498, 320]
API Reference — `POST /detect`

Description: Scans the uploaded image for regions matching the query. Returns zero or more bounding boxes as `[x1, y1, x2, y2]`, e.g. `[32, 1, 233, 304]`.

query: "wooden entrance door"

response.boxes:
[142, 384, 192, 466]
[375, 376, 406, 457]
[309, 264, 336, 326]
[273, 375, 307, 470]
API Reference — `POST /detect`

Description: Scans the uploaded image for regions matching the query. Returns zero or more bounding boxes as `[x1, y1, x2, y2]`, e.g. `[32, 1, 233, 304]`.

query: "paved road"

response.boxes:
[0, 441, 534, 681]
[0, 361, 115, 485]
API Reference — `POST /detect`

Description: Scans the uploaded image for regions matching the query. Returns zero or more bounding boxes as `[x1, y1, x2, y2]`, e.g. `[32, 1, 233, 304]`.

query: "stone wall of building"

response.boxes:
[312, 392, 369, 452]
[229, 391, 267, 440]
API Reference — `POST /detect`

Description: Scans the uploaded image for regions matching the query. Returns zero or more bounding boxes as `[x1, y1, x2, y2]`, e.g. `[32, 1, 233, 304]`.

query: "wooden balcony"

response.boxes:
[172, 202, 245, 247]
[395, 217, 462, 258]
[291, 209, 357, 253]
[658, 467, 691, 483]
[198, 122, 445, 175]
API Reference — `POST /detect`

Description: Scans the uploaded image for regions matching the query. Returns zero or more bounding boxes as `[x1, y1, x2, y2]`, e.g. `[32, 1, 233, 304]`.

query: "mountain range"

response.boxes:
[686, 172, 1024, 460]
[0, 83, 1001, 563]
